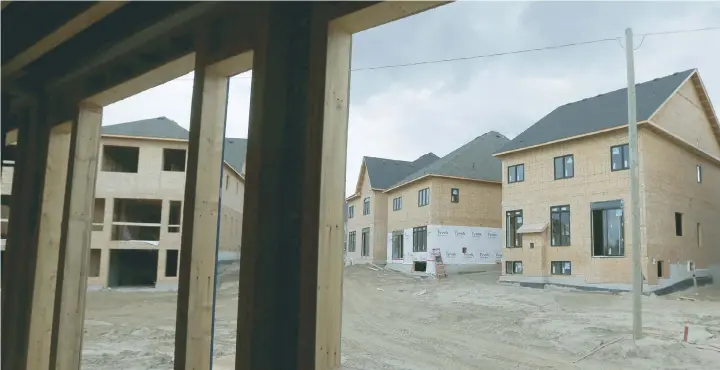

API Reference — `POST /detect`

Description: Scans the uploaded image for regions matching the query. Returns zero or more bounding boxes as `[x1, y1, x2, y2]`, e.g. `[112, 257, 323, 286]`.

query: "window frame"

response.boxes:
[348, 205, 354, 219]
[418, 188, 430, 207]
[550, 205, 571, 246]
[392, 196, 403, 211]
[450, 188, 460, 203]
[348, 231, 356, 252]
[553, 154, 574, 180]
[610, 144, 630, 172]
[505, 210, 523, 248]
[675, 212, 683, 236]
[412, 226, 427, 252]
[590, 200, 625, 257]
[550, 261, 572, 275]
[391, 231, 404, 260]
[505, 261, 523, 274]
[697, 165, 703, 183]
[363, 197, 370, 215]
[507, 164, 525, 184]
[361, 227, 370, 256]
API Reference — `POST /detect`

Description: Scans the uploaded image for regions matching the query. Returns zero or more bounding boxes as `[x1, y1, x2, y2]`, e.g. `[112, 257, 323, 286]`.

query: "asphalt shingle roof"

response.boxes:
[364, 152, 440, 190]
[101, 117, 248, 173]
[496, 69, 695, 154]
[390, 131, 510, 188]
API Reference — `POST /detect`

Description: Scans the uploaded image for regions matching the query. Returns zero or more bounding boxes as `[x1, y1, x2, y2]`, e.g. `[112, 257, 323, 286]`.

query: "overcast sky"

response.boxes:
[102, 1, 720, 196]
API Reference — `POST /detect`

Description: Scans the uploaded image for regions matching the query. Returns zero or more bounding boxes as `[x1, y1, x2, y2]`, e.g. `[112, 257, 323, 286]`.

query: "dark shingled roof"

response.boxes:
[364, 152, 440, 190]
[101, 117, 248, 173]
[496, 69, 695, 154]
[390, 131, 510, 188]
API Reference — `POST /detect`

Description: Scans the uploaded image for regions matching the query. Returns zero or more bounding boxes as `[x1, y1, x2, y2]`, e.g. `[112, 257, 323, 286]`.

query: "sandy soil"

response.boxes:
[82, 265, 720, 370]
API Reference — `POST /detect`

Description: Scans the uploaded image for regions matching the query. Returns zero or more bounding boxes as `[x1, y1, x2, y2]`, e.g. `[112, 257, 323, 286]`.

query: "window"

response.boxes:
[391, 231, 404, 259]
[413, 226, 427, 252]
[348, 205, 354, 219]
[101, 145, 139, 173]
[554, 154, 574, 179]
[162, 148, 186, 172]
[697, 165, 703, 183]
[505, 261, 523, 274]
[551, 261, 571, 275]
[611, 144, 630, 171]
[657, 260, 664, 278]
[675, 212, 683, 236]
[418, 188, 430, 207]
[591, 200, 624, 257]
[505, 210, 523, 248]
[361, 228, 370, 257]
[363, 197, 370, 215]
[225, 175, 230, 190]
[93, 198, 105, 231]
[392, 196, 402, 211]
[89, 249, 101, 277]
[165, 250, 179, 277]
[450, 188, 459, 203]
[507, 164, 524, 183]
[168, 201, 182, 233]
[348, 231, 356, 252]
[550, 205, 571, 246]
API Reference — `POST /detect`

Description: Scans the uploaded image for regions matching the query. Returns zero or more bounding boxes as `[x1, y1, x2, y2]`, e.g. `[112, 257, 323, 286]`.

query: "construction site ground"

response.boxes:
[82, 264, 720, 370]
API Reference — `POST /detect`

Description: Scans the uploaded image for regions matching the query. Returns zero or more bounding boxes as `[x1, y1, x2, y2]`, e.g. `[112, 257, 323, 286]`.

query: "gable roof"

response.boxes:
[363, 152, 440, 190]
[101, 117, 248, 174]
[495, 69, 696, 155]
[387, 131, 509, 191]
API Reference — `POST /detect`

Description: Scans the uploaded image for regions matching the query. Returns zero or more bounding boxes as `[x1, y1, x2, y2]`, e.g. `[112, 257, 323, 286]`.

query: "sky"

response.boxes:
[102, 1, 720, 197]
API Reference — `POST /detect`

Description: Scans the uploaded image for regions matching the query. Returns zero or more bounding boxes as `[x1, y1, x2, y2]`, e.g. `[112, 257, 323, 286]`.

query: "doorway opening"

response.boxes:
[108, 249, 158, 288]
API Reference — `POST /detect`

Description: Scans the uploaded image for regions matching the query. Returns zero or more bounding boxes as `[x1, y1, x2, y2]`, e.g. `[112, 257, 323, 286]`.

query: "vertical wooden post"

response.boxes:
[174, 33, 230, 369]
[1, 100, 53, 370]
[50, 102, 103, 370]
[235, 3, 351, 369]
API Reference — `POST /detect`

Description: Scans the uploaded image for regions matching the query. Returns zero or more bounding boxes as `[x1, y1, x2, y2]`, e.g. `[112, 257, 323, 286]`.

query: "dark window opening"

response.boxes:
[93, 198, 105, 231]
[89, 249, 101, 277]
[348, 231, 356, 252]
[413, 261, 427, 272]
[551, 261, 571, 275]
[363, 197, 370, 215]
[418, 188, 430, 207]
[591, 201, 624, 257]
[507, 164, 524, 183]
[505, 261, 523, 274]
[611, 144, 630, 171]
[113, 199, 162, 224]
[697, 165, 703, 183]
[550, 205, 571, 246]
[107, 249, 158, 288]
[162, 148, 186, 172]
[657, 260, 664, 278]
[225, 175, 230, 190]
[450, 188, 459, 203]
[413, 226, 427, 252]
[554, 154, 574, 179]
[111, 225, 161, 241]
[392, 196, 402, 211]
[675, 212, 683, 236]
[348, 206, 354, 219]
[169, 201, 182, 233]
[102, 145, 139, 173]
[392, 231, 404, 259]
[361, 228, 370, 257]
[165, 250, 179, 277]
[506, 210, 523, 248]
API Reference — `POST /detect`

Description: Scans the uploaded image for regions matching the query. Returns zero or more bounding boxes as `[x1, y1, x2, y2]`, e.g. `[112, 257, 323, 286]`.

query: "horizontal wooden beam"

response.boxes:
[327, 1, 450, 33]
[2, 2, 126, 79]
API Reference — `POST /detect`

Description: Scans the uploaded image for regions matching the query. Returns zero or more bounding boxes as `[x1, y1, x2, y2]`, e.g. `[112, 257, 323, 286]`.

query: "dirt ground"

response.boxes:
[82, 264, 720, 370]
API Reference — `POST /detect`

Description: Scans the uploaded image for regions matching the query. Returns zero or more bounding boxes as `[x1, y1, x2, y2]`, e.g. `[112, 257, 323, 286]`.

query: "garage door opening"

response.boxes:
[108, 249, 158, 288]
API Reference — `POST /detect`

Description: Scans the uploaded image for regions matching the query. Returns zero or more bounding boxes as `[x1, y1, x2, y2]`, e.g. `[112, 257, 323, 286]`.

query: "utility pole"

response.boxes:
[625, 27, 643, 340]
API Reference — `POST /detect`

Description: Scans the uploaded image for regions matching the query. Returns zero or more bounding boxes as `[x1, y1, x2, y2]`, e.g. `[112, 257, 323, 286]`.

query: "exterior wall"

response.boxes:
[651, 79, 720, 158]
[642, 129, 720, 285]
[1, 136, 245, 290]
[385, 177, 433, 233]
[345, 168, 382, 264]
[499, 129, 647, 287]
[429, 178, 502, 228]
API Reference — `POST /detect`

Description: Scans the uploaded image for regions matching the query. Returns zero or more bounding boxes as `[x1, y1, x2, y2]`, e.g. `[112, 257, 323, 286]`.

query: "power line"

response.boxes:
[168, 25, 720, 82]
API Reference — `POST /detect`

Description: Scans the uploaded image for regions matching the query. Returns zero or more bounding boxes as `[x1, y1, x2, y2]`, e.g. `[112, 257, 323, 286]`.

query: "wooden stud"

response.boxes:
[173, 33, 230, 370]
[50, 102, 103, 370]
